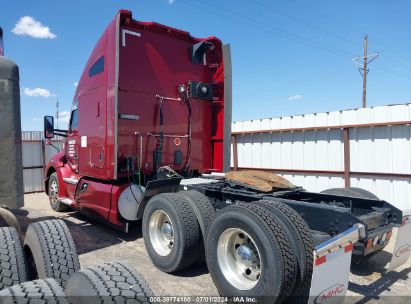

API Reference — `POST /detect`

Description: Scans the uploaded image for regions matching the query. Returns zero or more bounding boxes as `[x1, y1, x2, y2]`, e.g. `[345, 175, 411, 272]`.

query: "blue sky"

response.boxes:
[1, 0, 411, 131]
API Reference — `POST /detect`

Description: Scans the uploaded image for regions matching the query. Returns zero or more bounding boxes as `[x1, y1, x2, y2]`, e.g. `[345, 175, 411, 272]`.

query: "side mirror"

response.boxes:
[44, 116, 54, 139]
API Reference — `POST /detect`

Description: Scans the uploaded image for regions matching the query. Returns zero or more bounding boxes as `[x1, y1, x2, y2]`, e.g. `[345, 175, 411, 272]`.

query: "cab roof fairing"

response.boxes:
[72, 10, 224, 108]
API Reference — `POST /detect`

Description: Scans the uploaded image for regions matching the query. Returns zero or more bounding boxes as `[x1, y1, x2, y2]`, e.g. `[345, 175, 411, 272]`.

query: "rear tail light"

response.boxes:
[380, 232, 387, 243]
[373, 235, 379, 246]
[366, 230, 392, 250]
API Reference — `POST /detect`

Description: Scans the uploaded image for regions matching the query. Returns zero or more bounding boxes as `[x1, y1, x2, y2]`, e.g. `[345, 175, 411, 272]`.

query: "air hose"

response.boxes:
[155, 97, 164, 174]
[154, 93, 192, 175]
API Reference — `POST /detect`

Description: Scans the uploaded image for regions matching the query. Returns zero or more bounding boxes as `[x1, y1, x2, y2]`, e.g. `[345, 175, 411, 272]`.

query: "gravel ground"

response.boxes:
[11, 193, 411, 302]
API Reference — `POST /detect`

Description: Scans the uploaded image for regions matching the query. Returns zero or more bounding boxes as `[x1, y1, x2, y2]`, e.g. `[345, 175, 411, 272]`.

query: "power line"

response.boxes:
[181, 0, 356, 59]
[373, 64, 411, 81]
[55, 96, 60, 129]
[379, 53, 411, 70]
[180, 0, 411, 89]
[252, 0, 362, 49]
[291, 0, 366, 36]
[290, 0, 411, 67]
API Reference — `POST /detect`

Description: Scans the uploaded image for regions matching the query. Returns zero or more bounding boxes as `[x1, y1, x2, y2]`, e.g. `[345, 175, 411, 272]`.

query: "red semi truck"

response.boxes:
[43, 10, 411, 303]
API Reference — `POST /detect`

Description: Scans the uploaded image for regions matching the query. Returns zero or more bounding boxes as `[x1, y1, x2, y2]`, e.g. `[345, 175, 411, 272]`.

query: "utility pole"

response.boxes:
[56, 97, 59, 129]
[352, 35, 379, 108]
[361, 35, 368, 108]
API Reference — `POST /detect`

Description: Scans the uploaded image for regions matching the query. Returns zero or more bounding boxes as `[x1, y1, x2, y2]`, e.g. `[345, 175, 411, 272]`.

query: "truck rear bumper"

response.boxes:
[309, 213, 411, 304]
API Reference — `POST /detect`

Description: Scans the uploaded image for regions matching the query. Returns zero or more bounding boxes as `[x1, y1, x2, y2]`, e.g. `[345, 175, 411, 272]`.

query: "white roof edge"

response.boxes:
[232, 102, 411, 131]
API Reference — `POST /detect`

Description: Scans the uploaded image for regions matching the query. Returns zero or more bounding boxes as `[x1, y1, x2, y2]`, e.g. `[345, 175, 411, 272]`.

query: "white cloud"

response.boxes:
[24, 87, 53, 97]
[288, 94, 304, 101]
[73, 82, 78, 87]
[12, 16, 57, 39]
[32, 118, 40, 121]
[168, 0, 175, 4]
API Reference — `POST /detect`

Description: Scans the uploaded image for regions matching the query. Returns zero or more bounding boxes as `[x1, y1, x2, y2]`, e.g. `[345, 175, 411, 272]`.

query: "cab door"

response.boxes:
[77, 89, 106, 178]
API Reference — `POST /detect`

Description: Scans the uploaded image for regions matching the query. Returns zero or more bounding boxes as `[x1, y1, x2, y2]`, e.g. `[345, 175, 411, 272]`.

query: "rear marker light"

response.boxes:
[315, 244, 353, 267]
[344, 243, 353, 253]
[366, 239, 373, 249]
[315, 255, 326, 266]
[174, 138, 181, 146]
[178, 84, 186, 93]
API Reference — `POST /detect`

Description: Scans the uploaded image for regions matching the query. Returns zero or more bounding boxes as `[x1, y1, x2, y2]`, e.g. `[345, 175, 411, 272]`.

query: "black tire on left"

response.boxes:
[142, 193, 201, 273]
[0, 278, 68, 304]
[65, 262, 153, 304]
[0, 227, 27, 290]
[23, 219, 80, 288]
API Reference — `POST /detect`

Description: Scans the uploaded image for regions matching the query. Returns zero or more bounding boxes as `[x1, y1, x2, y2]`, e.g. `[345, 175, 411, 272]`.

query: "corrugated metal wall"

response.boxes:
[232, 104, 411, 210]
[22, 131, 63, 193]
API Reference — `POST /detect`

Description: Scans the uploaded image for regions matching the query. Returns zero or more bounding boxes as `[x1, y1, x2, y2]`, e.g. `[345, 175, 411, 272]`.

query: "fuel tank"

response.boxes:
[0, 54, 24, 208]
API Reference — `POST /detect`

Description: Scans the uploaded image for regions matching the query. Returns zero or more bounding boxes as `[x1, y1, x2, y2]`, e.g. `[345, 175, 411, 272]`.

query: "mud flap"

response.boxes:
[308, 224, 365, 304]
[308, 245, 353, 304]
[387, 212, 411, 272]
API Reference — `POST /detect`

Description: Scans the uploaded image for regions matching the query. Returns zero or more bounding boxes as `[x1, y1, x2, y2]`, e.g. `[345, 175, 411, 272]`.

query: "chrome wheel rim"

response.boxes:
[149, 210, 174, 256]
[217, 228, 262, 290]
[49, 180, 59, 207]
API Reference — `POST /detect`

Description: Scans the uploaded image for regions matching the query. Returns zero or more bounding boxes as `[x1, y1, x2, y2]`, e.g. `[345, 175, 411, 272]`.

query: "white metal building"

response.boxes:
[231, 103, 411, 210]
[22, 131, 63, 193]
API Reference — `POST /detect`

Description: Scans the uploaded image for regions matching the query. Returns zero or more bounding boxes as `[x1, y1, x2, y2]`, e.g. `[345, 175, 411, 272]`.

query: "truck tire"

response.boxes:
[235, 203, 298, 302]
[347, 187, 379, 200]
[254, 200, 313, 296]
[23, 219, 80, 288]
[0, 207, 21, 235]
[177, 190, 216, 264]
[0, 278, 68, 304]
[321, 187, 379, 200]
[48, 172, 68, 212]
[65, 262, 153, 304]
[0, 227, 27, 289]
[142, 193, 200, 273]
[206, 204, 297, 303]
